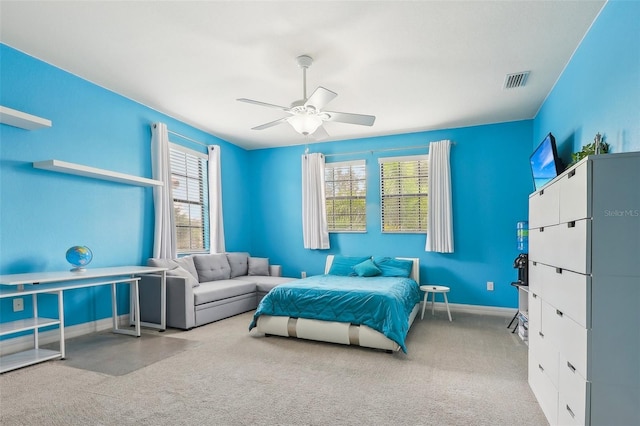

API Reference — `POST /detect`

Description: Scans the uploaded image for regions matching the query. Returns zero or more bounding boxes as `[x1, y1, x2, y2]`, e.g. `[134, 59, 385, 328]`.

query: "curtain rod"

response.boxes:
[168, 130, 208, 147]
[151, 123, 209, 147]
[322, 142, 455, 158]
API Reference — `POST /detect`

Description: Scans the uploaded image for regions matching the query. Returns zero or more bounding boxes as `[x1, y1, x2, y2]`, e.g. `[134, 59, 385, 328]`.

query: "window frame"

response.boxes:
[324, 159, 367, 233]
[169, 143, 210, 254]
[378, 154, 429, 234]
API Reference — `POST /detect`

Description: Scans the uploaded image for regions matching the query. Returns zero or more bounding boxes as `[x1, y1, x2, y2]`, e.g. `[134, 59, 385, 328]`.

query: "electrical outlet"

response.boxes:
[487, 281, 494, 291]
[301, 271, 307, 278]
[13, 297, 24, 312]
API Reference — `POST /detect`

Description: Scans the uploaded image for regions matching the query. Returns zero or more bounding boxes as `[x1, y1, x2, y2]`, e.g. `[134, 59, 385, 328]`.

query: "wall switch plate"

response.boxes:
[301, 271, 307, 278]
[487, 281, 494, 291]
[13, 297, 24, 312]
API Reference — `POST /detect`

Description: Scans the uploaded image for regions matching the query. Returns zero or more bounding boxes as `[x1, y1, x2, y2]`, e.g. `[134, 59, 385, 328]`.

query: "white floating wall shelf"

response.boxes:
[33, 160, 163, 187]
[0, 106, 52, 130]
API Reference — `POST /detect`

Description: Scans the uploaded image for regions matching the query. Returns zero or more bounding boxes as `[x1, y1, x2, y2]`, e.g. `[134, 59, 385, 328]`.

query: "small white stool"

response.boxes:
[420, 285, 452, 321]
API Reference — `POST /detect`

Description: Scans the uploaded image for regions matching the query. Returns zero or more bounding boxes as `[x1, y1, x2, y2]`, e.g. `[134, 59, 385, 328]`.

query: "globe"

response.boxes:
[66, 246, 93, 272]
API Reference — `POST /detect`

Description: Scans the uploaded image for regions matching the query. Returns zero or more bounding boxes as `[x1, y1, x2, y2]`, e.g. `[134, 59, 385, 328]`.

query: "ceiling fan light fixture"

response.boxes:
[288, 114, 323, 135]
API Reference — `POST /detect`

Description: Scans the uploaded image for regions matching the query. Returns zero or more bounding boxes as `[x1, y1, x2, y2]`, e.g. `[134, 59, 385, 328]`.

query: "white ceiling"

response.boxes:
[0, 1, 606, 150]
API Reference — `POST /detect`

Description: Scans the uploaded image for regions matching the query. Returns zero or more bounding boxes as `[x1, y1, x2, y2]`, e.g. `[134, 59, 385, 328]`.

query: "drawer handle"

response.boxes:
[567, 221, 576, 228]
[568, 169, 576, 178]
[532, 261, 537, 266]
[538, 331, 544, 338]
[556, 309, 564, 317]
[539, 189, 544, 196]
[555, 267, 563, 274]
[532, 293, 538, 299]
[538, 364, 544, 372]
[567, 361, 576, 373]
[566, 404, 575, 418]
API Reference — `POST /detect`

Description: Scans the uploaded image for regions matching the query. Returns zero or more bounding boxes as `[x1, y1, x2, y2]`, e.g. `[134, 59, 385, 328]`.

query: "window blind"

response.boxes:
[325, 159, 366, 232]
[169, 144, 208, 252]
[379, 155, 429, 233]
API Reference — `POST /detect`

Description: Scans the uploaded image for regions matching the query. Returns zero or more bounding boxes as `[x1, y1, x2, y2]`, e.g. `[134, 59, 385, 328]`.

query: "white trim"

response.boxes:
[0, 315, 130, 356]
[424, 302, 515, 317]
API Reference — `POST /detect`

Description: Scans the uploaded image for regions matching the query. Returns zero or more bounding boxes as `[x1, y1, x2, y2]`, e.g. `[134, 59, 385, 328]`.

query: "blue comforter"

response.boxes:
[249, 274, 421, 353]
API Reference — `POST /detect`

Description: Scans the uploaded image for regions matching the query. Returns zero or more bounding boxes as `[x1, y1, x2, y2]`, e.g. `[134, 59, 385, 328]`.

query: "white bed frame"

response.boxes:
[255, 256, 420, 352]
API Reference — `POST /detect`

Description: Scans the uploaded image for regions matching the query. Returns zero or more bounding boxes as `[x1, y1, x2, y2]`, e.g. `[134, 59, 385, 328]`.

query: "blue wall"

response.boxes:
[0, 44, 249, 326]
[1, 0, 637, 331]
[249, 121, 533, 308]
[533, 0, 640, 156]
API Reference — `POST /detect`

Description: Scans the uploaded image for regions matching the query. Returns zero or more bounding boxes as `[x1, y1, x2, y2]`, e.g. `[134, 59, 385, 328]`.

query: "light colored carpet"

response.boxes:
[0, 310, 548, 426]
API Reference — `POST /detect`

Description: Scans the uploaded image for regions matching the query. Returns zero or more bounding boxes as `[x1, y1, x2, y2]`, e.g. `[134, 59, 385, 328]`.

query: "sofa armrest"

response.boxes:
[269, 265, 282, 277]
[139, 274, 195, 330]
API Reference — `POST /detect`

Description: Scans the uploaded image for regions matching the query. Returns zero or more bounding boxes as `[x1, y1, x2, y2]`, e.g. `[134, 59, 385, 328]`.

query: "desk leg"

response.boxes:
[33, 294, 39, 350]
[160, 270, 166, 331]
[58, 290, 65, 359]
[112, 279, 141, 337]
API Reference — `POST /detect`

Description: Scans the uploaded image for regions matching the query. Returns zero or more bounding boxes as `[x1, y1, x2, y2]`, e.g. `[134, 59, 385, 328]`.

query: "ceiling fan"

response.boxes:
[237, 55, 376, 138]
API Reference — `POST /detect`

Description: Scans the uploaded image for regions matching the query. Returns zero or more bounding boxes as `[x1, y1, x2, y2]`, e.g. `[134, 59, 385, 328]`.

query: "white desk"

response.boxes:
[0, 266, 167, 373]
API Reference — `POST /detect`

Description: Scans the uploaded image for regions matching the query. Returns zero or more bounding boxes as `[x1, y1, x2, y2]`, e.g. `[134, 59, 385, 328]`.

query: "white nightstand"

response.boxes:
[420, 285, 452, 321]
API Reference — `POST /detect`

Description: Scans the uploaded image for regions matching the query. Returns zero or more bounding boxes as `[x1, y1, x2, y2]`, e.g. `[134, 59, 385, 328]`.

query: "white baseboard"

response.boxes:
[423, 301, 515, 317]
[0, 315, 130, 356]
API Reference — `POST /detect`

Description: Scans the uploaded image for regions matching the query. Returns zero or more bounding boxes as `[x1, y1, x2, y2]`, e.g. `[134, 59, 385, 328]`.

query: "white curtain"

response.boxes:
[151, 122, 176, 259]
[301, 153, 330, 249]
[208, 145, 225, 253]
[426, 140, 454, 253]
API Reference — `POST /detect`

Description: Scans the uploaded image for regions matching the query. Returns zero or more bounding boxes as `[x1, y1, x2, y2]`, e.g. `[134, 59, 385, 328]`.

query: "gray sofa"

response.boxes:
[139, 252, 295, 330]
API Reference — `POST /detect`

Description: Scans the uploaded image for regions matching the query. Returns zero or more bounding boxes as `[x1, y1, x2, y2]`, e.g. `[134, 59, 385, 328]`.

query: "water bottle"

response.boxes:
[517, 221, 528, 252]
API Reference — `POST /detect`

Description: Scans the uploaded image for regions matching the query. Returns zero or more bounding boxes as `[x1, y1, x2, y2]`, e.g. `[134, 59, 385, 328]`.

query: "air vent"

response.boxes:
[503, 71, 530, 89]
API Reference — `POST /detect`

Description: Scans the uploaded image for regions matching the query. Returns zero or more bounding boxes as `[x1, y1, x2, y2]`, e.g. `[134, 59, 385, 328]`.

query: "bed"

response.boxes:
[249, 255, 421, 353]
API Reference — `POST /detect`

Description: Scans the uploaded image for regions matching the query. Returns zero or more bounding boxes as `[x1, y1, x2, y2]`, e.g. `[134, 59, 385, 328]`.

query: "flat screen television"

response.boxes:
[530, 133, 564, 191]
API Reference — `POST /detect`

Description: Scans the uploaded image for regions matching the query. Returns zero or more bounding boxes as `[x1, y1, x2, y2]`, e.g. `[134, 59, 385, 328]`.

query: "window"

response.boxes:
[324, 159, 366, 232]
[170, 144, 209, 253]
[379, 155, 429, 233]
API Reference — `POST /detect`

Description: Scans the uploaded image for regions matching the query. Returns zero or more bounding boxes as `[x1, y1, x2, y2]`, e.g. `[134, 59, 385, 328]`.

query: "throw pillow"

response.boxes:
[327, 255, 371, 276]
[372, 257, 413, 278]
[173, 256, 199, 281]
[352, 259, 382, 277]
[226, 252, 249, 278]
[167, 266, 200, 288]
[193, 254, 232, 282]
[248, 257, 269, 276]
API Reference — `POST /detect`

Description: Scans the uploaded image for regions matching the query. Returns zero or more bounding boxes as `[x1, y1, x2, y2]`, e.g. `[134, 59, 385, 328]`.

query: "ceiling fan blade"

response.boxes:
[237, 98, 291, 112]
[304, 87, 337, 111]
[311, 125, 329, 140]
[251, 117, 289, 130]
[323, 111, 376, 126]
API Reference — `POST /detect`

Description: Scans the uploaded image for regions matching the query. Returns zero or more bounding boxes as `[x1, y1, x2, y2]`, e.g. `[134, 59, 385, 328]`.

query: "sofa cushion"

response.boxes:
[226, 252, 249, 278]
[193, 279, 256, 306]
[193, 254, 231, 282]
[248, 257, 270, 276]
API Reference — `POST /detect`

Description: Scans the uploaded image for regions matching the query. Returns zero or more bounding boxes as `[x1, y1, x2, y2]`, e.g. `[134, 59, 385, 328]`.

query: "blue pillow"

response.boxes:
[372, 257, 413, 278]
[352, 259, 382, 277]
[328, 255, 371, 276]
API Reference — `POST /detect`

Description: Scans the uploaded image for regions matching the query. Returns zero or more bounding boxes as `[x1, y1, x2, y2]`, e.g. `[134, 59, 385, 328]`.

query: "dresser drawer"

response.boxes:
[529, 323, 559, 388]
[558, 161, 589, 223]
[558, 354, 590, 426]
[529, 219, 591, 274]
[529, 261, 590, 328]
[529, 352, 559, 425]
[555, 312, 588, 379]
[529, 180, 560, 228]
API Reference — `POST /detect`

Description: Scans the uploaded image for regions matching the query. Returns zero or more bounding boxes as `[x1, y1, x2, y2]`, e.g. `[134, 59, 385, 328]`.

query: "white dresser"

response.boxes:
[527, 152, 640, 426]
